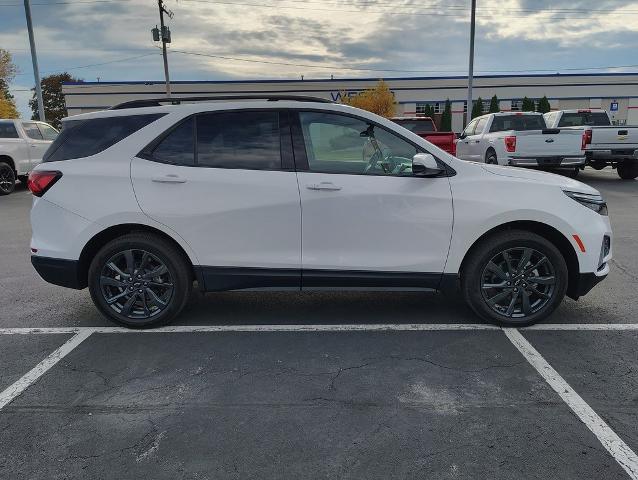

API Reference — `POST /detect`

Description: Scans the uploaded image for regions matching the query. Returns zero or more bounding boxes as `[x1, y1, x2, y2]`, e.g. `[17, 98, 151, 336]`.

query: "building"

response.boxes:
[63, 72, 638, 132]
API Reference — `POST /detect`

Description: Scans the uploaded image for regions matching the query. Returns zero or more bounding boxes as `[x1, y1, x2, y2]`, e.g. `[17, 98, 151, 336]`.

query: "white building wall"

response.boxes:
[63, 73, 638, 132]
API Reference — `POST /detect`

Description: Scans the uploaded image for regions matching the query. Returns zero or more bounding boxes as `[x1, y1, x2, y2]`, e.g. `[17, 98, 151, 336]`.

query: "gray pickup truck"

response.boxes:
[544, 109, 638, 179]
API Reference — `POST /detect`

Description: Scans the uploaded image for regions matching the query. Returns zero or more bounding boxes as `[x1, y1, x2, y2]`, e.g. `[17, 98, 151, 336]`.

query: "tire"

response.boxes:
[566, 167, 579, 179]
[0, 162, 16, 195]
[485, 150, 498, 165]
[88, 233, 192, 328]
[461, 230, 568, 327]
[617, 163, 638, 180]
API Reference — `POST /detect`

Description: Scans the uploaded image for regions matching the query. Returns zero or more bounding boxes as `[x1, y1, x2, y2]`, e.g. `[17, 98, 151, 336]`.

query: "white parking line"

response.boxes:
[0, 323, 637, 335]
[0, 330, 93, 410]
[504, 328, 638, 480]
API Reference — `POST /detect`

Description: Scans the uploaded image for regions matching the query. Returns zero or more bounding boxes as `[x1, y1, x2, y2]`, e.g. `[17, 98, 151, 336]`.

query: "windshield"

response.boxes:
[490, 115, 547, 132]
[393, 119, 436, 134]
[558, 112, 611, 127]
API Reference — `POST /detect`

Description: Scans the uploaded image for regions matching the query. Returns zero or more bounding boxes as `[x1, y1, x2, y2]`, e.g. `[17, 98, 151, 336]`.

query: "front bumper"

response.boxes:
[508, 156, 586, 167]
[31, 256, 85, 289]
[571, 271, 607, 299]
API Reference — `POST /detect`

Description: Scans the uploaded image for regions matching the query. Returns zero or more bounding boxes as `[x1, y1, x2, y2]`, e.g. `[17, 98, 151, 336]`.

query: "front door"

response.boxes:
[131, 110, 302, 291]
[293, 111, 453, 289]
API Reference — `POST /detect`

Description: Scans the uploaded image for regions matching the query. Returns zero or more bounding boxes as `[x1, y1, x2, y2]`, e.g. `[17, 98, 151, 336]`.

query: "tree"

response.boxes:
[29, 73, 82, 128]
[471, 96, 484, 119]
[521, 96, 536, 112]
[419, 104, 436, 118]
[340, 79, 396, 118]
[440, 99, 452, 131]
[489, 95, 500, 113]
[537, 96, 551, 114]
[0, 48, 18, 119]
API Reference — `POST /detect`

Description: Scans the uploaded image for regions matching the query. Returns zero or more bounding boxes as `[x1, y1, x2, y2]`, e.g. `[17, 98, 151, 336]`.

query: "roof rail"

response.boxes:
[110, 95, 333, 110]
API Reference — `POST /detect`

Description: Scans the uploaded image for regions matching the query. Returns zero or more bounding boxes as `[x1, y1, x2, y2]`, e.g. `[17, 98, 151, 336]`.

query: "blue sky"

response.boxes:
[1, 0, 638, 118]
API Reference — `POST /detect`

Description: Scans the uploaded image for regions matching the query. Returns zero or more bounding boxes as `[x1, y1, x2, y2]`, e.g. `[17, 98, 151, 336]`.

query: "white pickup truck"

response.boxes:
[544, 109, 638, 179]
[455, 112, 586, 176]
[0, 119, 58, 195]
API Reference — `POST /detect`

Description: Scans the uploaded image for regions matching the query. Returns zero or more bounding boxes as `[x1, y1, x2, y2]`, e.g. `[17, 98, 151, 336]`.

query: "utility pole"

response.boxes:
[24, 0, 45, 122]
[466, 0, 476, 126]
[156, 0, 173, 97]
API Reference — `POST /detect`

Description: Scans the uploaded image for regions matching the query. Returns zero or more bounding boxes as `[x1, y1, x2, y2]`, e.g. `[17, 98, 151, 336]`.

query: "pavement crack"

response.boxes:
[610, 259, 638, 282]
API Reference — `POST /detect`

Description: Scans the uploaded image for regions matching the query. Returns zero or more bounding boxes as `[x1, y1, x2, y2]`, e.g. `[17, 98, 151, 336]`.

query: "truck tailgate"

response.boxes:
[590, 127, 638, 149]
[514, 129, 583, 157]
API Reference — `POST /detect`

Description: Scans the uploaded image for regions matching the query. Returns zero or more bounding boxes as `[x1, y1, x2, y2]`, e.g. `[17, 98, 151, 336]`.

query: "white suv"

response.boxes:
[29, 96, 612, 328]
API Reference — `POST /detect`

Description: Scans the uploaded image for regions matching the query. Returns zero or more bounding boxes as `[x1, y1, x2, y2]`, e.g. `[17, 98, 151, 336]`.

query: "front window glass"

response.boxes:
[299, 111, 418, 176]
[474, 118, 488, 133]
[22, 122, 43, 140]
[462, 119, 477, 136]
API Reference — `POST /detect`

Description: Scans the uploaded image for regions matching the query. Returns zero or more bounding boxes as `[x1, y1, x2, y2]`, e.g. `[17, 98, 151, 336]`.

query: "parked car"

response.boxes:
[390, 116, 456, 155]
[544, 109, 638, 179]
[455, 112, 586, 176]
[29, 96, 611, 328]
[0, 119, 58, 195]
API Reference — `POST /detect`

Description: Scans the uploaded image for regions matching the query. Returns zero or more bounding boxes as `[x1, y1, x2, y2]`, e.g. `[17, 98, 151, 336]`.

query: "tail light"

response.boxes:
[582, 129, 592, 150]
[28, 171, 62, 197]
[504, 136, 517, 153]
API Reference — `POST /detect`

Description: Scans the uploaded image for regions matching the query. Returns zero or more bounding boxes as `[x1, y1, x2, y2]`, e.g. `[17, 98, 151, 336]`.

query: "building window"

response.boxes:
[511, 100, 523, 112]
[416, 102, 441, 115]
[463, 101, 467, 113]
[481, 100, 491, 113]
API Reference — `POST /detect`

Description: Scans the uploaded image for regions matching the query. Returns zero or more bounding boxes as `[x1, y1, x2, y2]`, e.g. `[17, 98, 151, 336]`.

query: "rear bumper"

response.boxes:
[31, 256, 85, 289]
[508, 156, 586, 167]
[588, 149, 638, 162]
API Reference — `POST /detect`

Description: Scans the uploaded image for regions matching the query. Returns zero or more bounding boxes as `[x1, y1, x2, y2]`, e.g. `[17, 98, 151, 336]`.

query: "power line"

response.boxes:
[13, 52, 159, 76]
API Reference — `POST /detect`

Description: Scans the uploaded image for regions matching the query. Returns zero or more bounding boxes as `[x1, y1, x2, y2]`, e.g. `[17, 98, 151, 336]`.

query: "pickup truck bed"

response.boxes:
[391, 117, 456, 155]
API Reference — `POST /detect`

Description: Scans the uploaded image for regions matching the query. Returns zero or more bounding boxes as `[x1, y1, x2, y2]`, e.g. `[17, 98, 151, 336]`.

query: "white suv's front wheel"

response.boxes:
[88, 233, 192, 328]
[461, 230, 568, 327]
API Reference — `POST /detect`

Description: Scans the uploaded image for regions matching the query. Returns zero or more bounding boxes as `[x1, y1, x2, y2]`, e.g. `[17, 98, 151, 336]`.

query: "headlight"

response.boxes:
[563, 190, 608, 215]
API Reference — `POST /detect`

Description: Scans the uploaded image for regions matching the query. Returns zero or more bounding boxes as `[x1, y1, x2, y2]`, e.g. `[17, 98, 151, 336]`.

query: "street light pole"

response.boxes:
[158, 0, 172, 98]
[466, 0, 476, 126]
[23, 0, 45, 122]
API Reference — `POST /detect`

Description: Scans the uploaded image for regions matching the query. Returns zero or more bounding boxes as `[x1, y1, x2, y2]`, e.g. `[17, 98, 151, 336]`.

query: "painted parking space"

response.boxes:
[523, 330, 638, 457]
[0, 333, 71, 391]
[0, 328, 632, 479]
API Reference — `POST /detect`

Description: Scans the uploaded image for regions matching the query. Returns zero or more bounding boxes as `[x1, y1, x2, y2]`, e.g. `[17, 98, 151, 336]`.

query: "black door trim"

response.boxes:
[197, 266, 442, 292]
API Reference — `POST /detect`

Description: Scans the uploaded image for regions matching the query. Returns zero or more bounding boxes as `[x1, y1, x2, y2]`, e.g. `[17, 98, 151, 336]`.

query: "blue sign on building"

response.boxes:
[610, 102, 619, 112]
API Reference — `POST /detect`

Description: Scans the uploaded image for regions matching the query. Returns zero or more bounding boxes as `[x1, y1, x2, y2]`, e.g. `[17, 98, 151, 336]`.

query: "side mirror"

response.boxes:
[459, 132, 467, 140]
[412, 153, 444, 177]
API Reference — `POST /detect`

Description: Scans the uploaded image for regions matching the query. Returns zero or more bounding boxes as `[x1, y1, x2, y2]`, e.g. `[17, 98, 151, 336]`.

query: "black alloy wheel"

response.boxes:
[461, 230, 568, 327]
[100, 249, 174, 320]
[89, 233, 192, 328]
[0, 162, 15, 195]
[480, 247, 556, 319]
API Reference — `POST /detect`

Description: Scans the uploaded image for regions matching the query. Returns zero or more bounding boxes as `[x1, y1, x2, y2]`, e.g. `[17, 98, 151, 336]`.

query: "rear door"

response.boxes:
[131, 109, 302, 291]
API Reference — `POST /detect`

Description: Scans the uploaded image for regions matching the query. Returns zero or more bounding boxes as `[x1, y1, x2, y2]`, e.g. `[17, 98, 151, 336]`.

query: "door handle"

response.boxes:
[306, 182, 342, 191]
[151, 174, 187, 184]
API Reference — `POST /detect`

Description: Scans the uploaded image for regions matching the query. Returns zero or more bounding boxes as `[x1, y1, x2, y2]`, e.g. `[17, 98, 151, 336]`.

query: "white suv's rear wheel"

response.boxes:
[461, 230, 568, 327]
[88, 233, 192, 328]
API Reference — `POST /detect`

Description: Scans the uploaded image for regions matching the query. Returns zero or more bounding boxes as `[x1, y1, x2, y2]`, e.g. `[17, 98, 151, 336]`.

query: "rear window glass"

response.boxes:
[393, 119, 435, 134]
[196, 111, 281, 170]
[0, 121, 19, 138]
[490, 115, 546, 132]
[151, 117, 195, 166]
[44, 114, 165, 162]
[558, 112, 611, 127]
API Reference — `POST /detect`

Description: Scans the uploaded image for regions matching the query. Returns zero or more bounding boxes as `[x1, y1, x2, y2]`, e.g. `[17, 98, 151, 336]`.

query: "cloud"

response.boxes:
[2, 0, 638, 117]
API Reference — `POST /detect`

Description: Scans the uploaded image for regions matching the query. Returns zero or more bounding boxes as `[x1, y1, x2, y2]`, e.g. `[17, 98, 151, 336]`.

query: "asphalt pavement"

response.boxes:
[0, 169, 637, 479]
